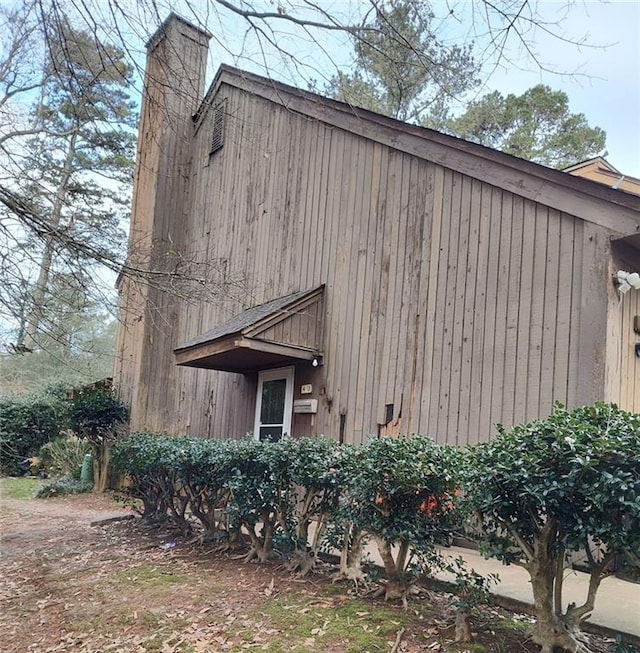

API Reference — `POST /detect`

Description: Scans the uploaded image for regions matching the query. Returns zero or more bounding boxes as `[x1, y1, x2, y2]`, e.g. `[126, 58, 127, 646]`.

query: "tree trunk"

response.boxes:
[454, 609, 473, 643]
[374, 536, 412, 601]
[243, 511, 275, 563]
[24, 125, 79, 349]
[333, 525, 367, 588]
[92, 438, 111, 493]
[529, 556, 594, 653]
[286, 490, 317, 574]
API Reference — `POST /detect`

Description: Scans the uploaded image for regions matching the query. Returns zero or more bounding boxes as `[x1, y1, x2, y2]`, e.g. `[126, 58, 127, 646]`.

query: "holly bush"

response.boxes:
[466, 403, 640, 653]
[221, 438, 288, 561]
[285, 437, 355, 573]
[174, 436, 235, 543]
[111, 433, 184, 522]
[342, 435, 465, 599]
[112, 432, 468, 591]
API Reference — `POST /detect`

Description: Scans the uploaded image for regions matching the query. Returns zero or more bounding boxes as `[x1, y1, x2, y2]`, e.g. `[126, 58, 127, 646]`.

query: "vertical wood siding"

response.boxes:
[120, 81, 625, 444]
[606, 244, 640, 413]
[113, 22, 209, 434]
[619, 287, 640, 412]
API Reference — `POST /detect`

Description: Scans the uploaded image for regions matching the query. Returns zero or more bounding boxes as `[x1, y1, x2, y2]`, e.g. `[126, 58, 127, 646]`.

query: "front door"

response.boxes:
[254, 366, 294, 442]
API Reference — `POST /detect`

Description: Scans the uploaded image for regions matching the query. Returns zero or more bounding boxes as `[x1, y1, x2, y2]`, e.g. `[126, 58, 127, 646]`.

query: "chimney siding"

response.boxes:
[115, 15, 210, 430]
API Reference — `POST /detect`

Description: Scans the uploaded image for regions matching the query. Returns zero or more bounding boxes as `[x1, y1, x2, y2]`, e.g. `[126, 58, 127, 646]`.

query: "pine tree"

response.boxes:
[324, 0, 479, 125]
[16, 16, 136, 350]
[447, 85, 606, 168]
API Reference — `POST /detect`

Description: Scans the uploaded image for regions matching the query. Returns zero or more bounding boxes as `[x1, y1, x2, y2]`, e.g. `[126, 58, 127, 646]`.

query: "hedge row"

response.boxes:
[111, 403, 640, 651]
[111, 433, 464, 594]
[1, 387, 127, 479]
[0, 393, 69, 475]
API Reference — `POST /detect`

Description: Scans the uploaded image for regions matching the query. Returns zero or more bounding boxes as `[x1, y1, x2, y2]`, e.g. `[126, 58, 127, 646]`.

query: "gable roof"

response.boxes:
[194, 65, 639, 235]
[174, 286, 324, 372]
[563, 157, 621, 175]
[563, 157, 640, 197]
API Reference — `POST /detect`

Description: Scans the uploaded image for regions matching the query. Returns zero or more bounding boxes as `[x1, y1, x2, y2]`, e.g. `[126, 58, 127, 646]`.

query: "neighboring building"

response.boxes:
[564, 157, 640, 197]
[114, 15, 640, 446]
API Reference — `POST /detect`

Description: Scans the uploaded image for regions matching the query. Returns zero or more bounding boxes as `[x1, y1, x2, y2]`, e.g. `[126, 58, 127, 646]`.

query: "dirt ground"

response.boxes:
[0, 483, 621, 653]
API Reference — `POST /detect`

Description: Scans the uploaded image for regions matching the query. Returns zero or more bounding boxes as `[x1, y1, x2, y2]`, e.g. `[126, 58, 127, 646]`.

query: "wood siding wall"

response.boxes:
[255, 300, 324, 350]
[606, 243, 640, 413]
[117, 82, 616, 445]
[617, 288, 640, 412]
[118, 70, 638, 443]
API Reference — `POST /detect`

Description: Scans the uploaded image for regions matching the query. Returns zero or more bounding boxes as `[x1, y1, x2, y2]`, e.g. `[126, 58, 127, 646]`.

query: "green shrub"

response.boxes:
[0, 394, 70, 475]
[285, 437, 353, 574]
[113, 434, 355, 564]
[466, 402, 640, 653]
[113, 432, 469, 591]
[69, 388, 128, 492]
[39, 433, 90, 479]
[338, 435, 465, 600]
[36, 475, 93, 498]
[68, 388, 128, 435]
[224, 437, 294, 562]
[113, 430, 508, 621]
[175, 437, 235, 543]
[111, 432, 180, 521]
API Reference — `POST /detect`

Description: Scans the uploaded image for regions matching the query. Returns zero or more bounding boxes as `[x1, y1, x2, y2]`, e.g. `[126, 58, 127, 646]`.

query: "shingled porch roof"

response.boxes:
[174, 286, 324, 373]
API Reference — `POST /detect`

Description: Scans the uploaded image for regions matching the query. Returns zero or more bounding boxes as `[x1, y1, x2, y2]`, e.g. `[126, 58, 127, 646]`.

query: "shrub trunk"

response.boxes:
[333, 525, 367, 588]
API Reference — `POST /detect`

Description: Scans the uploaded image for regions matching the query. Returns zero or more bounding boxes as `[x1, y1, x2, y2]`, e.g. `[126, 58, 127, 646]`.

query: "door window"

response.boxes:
[254, 367, 294, 442]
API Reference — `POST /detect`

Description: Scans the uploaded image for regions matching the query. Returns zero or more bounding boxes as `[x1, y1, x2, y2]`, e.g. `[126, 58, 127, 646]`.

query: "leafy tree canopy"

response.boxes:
[321, 2, 605, 168]
[446, 84, 606, 168]
[324, 0, 479, 124]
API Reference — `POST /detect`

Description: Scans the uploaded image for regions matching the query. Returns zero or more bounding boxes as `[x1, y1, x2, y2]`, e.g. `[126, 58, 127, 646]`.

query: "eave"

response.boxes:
[174, 286, 324, 373]
[194, 65, 640, 235]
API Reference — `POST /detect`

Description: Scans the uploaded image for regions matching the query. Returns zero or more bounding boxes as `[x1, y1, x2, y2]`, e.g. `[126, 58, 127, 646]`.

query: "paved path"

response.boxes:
[312, 515, 640, 639]
[435, 546, 640, 639]
[315, 519, 640, 640]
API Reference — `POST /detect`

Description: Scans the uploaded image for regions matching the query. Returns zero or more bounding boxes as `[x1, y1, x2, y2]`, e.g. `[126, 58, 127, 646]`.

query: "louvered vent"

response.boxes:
[209, 99, 227, 155]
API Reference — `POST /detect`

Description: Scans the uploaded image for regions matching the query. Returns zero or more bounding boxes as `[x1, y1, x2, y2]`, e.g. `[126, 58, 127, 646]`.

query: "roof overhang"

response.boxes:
[612, 233, 640, 258]
[195, 65, 640, 233]
[174, 336, 318, 372]
[174, 286, 324, 373]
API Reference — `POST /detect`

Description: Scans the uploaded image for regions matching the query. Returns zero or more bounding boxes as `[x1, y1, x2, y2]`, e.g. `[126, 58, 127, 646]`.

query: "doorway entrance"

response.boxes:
[253, 366, 294, 442]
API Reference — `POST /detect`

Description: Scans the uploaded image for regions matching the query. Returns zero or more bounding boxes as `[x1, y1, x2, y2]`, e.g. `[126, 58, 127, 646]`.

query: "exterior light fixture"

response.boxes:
[614, 270, 640, 295]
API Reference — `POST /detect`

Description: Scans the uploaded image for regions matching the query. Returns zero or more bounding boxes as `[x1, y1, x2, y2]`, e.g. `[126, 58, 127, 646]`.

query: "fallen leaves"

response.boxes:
[1, 491, 615, 653]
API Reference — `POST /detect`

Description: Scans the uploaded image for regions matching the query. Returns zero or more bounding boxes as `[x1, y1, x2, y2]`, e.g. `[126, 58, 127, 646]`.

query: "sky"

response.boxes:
[475, 1, 640, 177]
[161, 0, 637, 176]
[90, 1, 639, 174]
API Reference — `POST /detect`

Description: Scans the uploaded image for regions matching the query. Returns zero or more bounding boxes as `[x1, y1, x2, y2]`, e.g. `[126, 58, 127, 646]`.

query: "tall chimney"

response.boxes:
[115, 15, 210, 430]
[135, 13, 211, 256]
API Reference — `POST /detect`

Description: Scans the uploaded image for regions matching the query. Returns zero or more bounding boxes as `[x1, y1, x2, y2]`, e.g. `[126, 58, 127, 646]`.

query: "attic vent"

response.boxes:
[209, 99, 227, 155]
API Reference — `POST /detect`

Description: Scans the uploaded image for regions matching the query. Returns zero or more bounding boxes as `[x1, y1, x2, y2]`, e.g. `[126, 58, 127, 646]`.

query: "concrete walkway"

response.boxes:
[434, 546, 640, 639]
[316, 518, 639, 641]
[313, 518, 640, 639]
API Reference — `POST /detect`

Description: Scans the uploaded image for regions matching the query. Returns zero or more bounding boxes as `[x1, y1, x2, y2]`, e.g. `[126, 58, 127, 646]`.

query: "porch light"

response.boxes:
[614, 270, 640, 295]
